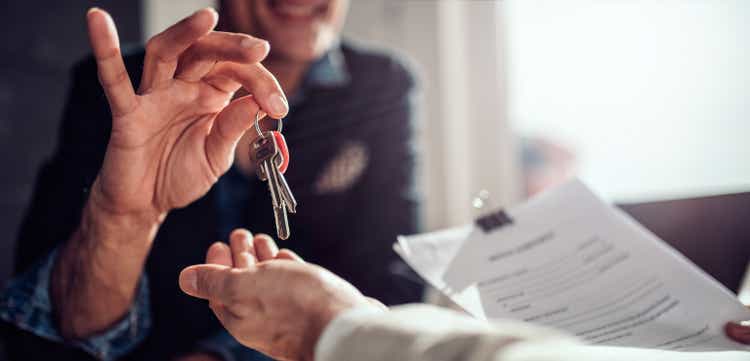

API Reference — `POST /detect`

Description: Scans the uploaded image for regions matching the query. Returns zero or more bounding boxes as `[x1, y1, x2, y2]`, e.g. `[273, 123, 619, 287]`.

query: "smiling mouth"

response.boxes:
[269, 0, 327, 21]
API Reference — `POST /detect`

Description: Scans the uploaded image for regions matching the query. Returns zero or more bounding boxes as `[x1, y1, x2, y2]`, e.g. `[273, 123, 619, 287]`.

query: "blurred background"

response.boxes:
[0, 0, 749, 356]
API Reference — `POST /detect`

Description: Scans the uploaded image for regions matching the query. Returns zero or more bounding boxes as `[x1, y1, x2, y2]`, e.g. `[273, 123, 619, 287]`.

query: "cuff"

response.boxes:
[0, 248, 151, 360]
[314, 306, 386, 361]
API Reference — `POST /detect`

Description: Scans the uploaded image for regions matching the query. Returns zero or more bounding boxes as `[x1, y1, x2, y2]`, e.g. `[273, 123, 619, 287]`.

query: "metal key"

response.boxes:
[269, 132, 298, 213]
[258, 129, 297, 214]
[251, 132, 291, 239]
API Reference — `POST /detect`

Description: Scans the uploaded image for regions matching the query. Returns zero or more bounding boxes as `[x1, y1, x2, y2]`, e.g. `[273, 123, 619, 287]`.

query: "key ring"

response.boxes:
[254, 111, 283, 138]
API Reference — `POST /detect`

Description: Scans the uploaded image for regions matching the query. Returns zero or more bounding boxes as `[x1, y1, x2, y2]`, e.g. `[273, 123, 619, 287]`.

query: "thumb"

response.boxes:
[726, 321, 750, 345]
[179, 264, 232, 300]
[204, 95, 261, 175]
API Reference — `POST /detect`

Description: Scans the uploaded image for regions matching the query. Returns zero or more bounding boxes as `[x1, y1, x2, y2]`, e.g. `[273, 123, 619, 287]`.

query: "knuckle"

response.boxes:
[223, 273, 243, 301]
[228, 302, 251, 317]
[96, 47, 121, 61]
[145, 37, 161, 54]
[196, 271, 217, 296]
[99, 69, 130, 88]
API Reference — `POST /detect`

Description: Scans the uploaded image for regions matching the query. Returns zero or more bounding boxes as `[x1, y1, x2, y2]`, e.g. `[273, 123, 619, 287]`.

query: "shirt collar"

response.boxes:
[287, 44, 349, 107]
[303, 45, 350, 89]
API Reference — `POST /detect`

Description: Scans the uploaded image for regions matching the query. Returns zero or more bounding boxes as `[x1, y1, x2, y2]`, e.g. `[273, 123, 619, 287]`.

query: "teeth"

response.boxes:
[276, 3, 316, 17]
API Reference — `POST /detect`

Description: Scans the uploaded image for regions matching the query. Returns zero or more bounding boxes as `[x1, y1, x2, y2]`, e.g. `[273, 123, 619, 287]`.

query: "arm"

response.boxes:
[2, 7, 289, 359]
[50, 8, 286, 340]
[318, 305, 749, 361]
[178, 234, 750, 361]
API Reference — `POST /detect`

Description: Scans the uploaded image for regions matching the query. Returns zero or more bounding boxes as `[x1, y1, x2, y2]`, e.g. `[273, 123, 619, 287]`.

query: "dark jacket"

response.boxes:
[6, 42, 423, 360]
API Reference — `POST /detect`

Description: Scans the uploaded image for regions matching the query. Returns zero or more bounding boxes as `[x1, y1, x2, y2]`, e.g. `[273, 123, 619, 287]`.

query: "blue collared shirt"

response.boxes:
[0, 47, 351, 361]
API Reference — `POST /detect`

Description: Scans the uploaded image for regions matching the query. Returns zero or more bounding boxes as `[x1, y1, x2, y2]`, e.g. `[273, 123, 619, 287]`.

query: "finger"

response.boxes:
[254, 234, 279, 262]
[175, 31, 270, 82]
[230, 228, 256, 268]
[276, 249, 304, 263]
[206, 241, 233, 267]
[725, 321, 750, 344]
[140, 8, 218, 91]
[366, 297, 388, 311]
[203, 62, 289, 118]
[86, 8, 137, 117]
[179, 264, 233, 300]
[204, 95, 260, 176]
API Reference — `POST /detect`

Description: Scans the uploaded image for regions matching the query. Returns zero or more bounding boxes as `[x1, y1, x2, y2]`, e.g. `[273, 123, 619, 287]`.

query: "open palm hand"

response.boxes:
[87, 8, 288, 222]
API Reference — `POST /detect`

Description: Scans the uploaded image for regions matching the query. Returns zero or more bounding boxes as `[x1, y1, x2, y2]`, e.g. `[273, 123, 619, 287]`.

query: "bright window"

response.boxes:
[503, 0, 750, 201]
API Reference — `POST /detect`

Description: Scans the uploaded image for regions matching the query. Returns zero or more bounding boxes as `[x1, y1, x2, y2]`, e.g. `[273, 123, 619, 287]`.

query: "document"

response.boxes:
[394, 226, 485, 318]
[397, 180, 750, 352]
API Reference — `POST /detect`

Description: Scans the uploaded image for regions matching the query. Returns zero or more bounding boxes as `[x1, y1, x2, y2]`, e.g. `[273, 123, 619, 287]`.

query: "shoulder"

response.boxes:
[340, 40, 419, 95]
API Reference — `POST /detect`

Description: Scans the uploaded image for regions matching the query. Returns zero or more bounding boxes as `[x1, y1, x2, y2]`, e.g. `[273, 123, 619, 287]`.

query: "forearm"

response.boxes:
[315, 304, 575, 361]
[51, 190, 164, 339]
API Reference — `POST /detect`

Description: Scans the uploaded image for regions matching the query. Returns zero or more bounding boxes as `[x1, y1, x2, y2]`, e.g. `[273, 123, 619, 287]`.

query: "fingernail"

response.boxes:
[87, 7, 100, 15]
[180, 270, 197, 294]
[197, 7, 218, 16]
[268, 94, 289, 116]
[231, 228, 253, 238]
[241, 38, 255, 48]
[241, 37, 262, 48]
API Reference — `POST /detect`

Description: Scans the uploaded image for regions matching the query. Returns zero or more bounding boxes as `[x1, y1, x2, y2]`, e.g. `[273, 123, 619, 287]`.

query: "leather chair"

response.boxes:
[619, 192, 750, 293]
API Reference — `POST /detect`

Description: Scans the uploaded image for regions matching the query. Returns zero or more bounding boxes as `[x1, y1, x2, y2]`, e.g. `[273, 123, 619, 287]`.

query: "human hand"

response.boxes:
[725, 306, 750, 345]
[85, 8, 288, 230]
[179, 229, 379, 361]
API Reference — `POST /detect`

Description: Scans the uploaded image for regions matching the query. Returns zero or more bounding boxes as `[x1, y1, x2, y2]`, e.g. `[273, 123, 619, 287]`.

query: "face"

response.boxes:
[221, 0, 349, 62]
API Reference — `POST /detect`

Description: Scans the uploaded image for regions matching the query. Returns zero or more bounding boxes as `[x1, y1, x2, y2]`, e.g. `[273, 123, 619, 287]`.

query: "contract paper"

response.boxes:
[398, 180, 750, 352]
[394, 226, 485, 318]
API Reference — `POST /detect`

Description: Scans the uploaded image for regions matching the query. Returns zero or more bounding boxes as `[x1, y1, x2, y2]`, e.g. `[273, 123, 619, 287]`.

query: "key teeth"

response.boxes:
[252, 129, 295, 240]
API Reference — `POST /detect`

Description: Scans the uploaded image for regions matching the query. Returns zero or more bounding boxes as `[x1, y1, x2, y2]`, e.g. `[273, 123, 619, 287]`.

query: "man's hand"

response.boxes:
[51, 8, 288, 340]
[87, 7, 287, 226]
[178, 230, 380, 361]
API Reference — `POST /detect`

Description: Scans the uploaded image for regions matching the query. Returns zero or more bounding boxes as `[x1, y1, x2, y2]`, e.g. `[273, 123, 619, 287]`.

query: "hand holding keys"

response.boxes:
[251, 112, 297, 240]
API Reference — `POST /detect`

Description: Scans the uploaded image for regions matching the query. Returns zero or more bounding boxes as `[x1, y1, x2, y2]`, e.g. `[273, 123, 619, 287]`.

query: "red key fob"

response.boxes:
[272, 131, 289, 174]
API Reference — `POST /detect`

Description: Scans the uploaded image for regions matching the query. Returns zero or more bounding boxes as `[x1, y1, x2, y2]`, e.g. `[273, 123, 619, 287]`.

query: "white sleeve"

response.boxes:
[313, 304, 750, 361]
[314, 303, 576, 361]
[315, 306, 387, 361]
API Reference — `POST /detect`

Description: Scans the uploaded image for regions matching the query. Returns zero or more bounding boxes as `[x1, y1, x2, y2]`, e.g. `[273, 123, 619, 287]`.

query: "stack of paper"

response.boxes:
[396, 180, 750, 352]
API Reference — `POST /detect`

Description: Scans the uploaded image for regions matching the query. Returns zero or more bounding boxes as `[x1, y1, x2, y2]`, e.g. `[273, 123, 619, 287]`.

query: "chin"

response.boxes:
[254, 0, 343, 61]
[269, 30, 338, 63]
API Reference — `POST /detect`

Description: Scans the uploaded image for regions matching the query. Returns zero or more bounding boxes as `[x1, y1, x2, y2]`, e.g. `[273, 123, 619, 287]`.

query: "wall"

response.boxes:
[0, 0, 141, 285]
[503, 0, 750, 202]
[0, 2, 141, 357]
[144, 0, 522, 230]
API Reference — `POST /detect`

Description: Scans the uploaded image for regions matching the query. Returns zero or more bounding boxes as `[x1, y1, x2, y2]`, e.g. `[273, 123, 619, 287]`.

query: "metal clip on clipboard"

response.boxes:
[472, 190, 513, 233]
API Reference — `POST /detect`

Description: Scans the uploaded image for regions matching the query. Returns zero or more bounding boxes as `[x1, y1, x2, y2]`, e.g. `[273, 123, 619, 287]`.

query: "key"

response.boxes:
[264, 158, 291, 239]
[251, 132, 291, 239]
[270, 131, 297, 213]
[256, 131, 297, 213]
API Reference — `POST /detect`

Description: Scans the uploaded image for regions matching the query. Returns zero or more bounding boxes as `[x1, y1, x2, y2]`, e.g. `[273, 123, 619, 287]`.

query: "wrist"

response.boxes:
[83, 182, 166, 249]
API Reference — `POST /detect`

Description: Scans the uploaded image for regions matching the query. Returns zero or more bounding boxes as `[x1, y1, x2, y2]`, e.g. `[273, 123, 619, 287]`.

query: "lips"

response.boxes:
[269, 0, 327, 20]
